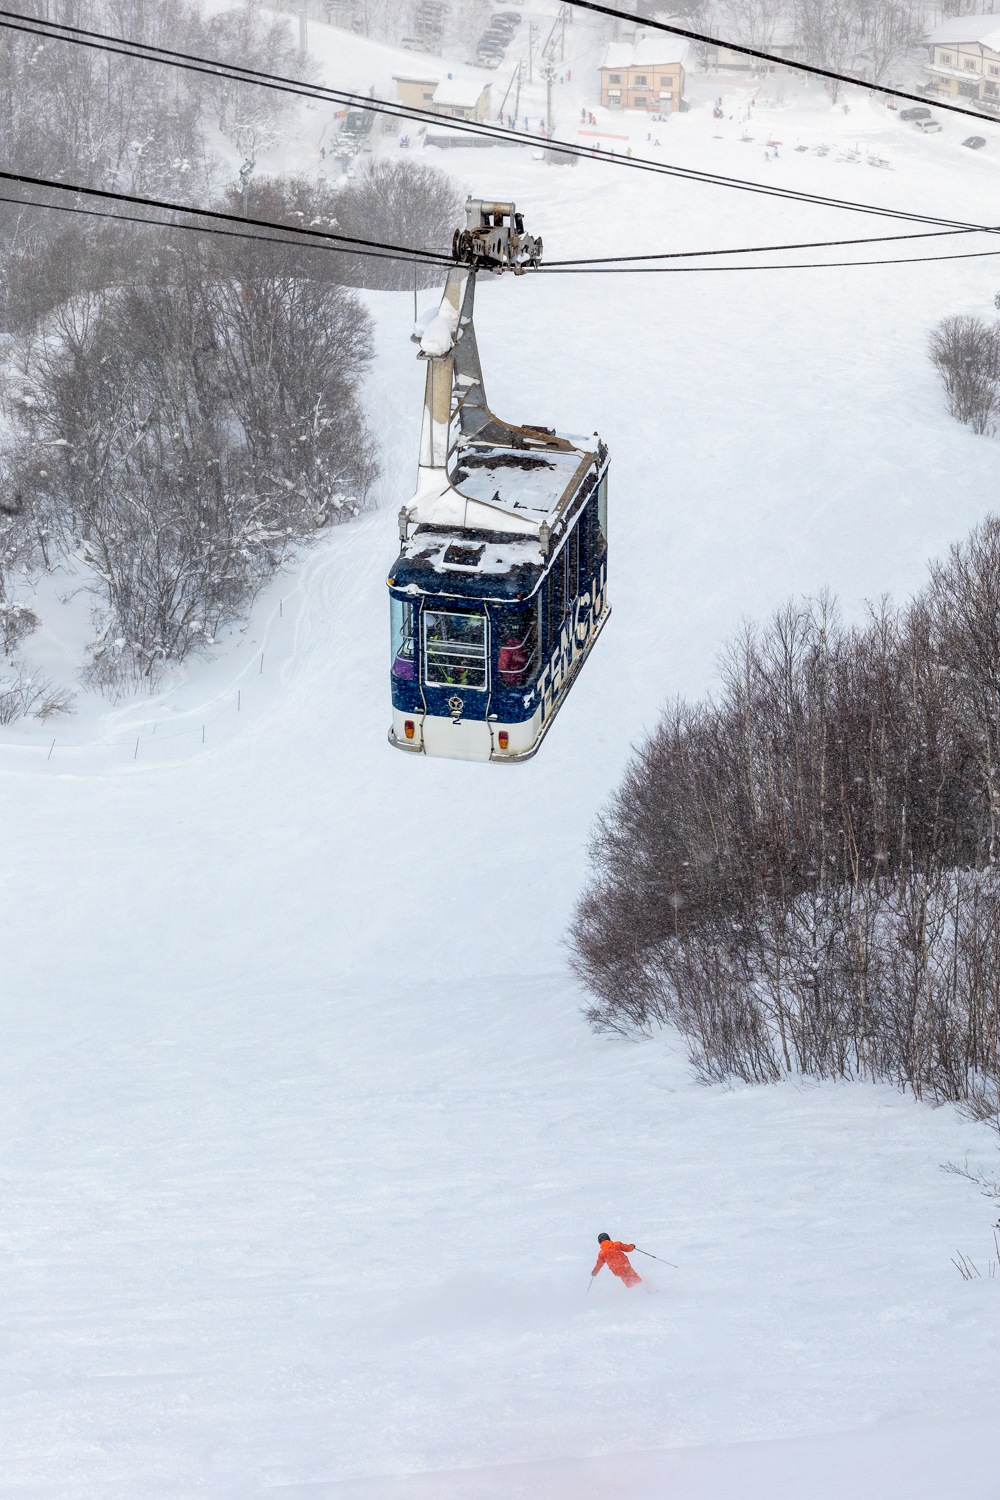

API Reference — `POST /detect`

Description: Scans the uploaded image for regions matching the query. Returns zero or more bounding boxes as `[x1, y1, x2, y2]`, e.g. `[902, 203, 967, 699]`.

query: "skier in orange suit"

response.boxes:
[591, 1232, 642, 1287]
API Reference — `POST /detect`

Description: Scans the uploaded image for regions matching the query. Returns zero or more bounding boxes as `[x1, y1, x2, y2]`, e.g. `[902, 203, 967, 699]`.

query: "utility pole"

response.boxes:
[299, 3, 308, 60]
[529, 21, 538, 83]
[514, 59, 523, 125]
[560, 3, 567, 62]
[545, 59, 554, 164]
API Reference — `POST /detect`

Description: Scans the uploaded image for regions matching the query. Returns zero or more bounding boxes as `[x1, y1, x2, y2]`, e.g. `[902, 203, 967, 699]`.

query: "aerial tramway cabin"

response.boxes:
[387, 198, 610, 763]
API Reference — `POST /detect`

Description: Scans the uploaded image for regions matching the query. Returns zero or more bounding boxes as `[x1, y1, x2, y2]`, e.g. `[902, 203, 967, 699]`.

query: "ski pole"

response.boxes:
[587, 1273, 595, 1294]
[633, 1248, 678, 1268]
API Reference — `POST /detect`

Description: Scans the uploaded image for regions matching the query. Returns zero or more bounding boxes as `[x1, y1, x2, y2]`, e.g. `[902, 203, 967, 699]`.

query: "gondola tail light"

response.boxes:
[498, 731, 509, 750]
[404, 719, 415, 740]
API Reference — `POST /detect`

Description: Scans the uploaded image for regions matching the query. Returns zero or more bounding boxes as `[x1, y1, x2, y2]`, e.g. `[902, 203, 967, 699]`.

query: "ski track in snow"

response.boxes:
[3, 11, 1000, 1498]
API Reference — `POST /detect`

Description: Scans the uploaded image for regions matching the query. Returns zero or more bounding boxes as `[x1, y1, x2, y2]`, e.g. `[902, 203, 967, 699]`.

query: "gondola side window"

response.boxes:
[423, 609, 488, 689]
[496, 606, 540, 688]
[390, 597, 415, 680]
[546, 551, 561, 648]
[596, 475, 608, 554]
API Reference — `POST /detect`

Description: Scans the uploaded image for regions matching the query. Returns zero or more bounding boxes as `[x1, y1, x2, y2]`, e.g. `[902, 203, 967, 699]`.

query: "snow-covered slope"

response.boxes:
[4, 13, 1000, 1498]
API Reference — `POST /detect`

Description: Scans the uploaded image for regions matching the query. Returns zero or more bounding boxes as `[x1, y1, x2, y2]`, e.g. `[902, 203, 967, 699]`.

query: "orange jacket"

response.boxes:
[592, 1241, 636, 1276]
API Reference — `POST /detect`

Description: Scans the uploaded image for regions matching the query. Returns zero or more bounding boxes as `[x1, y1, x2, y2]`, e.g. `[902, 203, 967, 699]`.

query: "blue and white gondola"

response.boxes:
[387, 198, 610, 763]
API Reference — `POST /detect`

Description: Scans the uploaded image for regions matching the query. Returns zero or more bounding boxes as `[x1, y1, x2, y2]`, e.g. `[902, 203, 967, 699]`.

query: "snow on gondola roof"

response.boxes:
[452, 445, 589, 517]
[403, 433, 599, 540]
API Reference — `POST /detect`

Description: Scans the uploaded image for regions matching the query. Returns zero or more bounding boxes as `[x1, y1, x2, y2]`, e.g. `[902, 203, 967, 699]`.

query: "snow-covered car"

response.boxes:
[913, 118, 942, 133]
[900, 106, 931, 121]
[963, 135, 987, 149]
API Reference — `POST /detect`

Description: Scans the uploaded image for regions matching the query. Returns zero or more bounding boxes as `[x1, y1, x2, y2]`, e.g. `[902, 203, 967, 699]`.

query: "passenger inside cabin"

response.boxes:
[393, 648, 414, 680]
[498, 633, 528, 686]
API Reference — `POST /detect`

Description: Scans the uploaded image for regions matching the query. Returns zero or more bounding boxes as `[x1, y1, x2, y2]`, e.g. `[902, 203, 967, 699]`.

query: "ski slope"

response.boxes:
[4, 13, 1000, 1498]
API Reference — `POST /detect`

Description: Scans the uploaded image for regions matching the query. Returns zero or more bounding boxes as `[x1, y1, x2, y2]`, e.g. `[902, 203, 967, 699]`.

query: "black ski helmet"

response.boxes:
[597, 1232, 610, 1244]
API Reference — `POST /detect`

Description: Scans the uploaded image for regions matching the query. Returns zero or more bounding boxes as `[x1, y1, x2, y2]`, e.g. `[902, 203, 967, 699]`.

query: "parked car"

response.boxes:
[900, 106, 931, 121]
[963, 135, 987, 149]
[490, 15, 517, 28]
[495, 9, 521, 20]
[477, 38, 505, 53]
[914, 117, 942, 133]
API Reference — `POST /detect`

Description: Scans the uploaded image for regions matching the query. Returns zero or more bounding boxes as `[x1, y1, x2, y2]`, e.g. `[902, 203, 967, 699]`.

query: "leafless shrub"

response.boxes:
[929, 315, 1000, 435]
[570, 518, 1000, 1111]
[941, 1158, 1000, 1196]
[0, 602, 39, 657]
[0, 659, 74, 723]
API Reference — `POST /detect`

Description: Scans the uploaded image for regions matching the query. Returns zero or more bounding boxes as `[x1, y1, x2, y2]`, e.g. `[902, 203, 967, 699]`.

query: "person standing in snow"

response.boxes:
[591, 1233, 642, 1288]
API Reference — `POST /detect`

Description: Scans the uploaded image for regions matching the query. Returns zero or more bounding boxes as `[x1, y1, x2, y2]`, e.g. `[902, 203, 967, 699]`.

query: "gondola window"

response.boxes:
[390, 598, 415, 681]
[423, 610, 488, 689]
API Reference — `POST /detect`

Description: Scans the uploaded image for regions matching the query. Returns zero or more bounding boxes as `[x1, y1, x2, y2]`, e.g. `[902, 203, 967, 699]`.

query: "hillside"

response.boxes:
[3, 8, 1000, 1497]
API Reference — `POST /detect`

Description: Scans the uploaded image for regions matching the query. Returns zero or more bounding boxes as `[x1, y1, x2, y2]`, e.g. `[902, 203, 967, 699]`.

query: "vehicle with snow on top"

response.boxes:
[387, 199, 610, 763]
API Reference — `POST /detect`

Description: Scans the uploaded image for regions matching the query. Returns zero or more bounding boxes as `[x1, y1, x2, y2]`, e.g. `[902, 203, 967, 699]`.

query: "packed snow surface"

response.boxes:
[4, 10, 1000, 1498]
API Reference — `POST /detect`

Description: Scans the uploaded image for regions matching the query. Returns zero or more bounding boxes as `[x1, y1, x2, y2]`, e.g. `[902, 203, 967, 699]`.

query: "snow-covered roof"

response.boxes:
[601, 34, 690, 70]
[432, 76, 489, 108]
[392, 64, 495, 90]
[925, 18, 1000, 52]
[392, 69, 446, 84]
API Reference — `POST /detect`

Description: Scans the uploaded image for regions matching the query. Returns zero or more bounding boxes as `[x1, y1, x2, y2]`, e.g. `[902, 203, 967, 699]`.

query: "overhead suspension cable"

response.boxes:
[569, 0, 1000, 126]
[0, 167, 453, 267]
[541, 244, 1000, 272]
[1, 7, 997, 237]
[5, 181, 998, 273]
[543, 226, 983, 266]
[0, 190, 447, 266]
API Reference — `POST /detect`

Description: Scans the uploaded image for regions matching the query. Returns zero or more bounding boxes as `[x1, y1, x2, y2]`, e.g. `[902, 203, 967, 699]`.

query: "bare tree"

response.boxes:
[717, 0, 784, 53]
[569, 524, 1000, 1114]
[207, 2, 308, 157]
[6, 237, 378, 694]
[929, 314, 1000, 435]
[855, 0, 925, 83]
[329, 158, 464, 289]
[793, 0, 865, 99]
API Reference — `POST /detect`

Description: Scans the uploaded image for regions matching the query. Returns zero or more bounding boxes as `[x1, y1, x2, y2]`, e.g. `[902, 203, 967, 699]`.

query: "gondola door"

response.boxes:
[419, 604, 493, 762]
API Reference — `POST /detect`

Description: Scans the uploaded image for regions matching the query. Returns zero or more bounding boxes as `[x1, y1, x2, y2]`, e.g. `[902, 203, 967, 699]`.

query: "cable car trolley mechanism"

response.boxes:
[387, 198, 610, 763]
